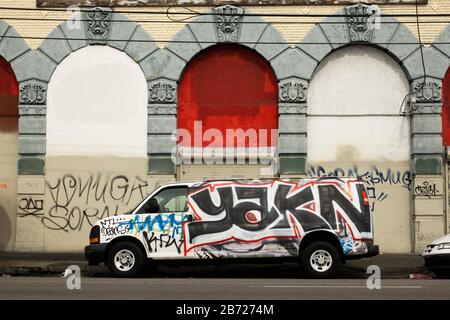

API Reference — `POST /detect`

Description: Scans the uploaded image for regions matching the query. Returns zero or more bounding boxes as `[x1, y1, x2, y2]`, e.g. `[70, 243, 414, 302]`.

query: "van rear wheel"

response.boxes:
[300, 241, 340, 278]
[107, 241, 146, 277]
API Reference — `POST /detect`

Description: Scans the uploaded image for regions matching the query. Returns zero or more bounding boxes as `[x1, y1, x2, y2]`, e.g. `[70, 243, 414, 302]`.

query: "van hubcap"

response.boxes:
[114, 249, 135, 272]
[310, 249, 332, 272]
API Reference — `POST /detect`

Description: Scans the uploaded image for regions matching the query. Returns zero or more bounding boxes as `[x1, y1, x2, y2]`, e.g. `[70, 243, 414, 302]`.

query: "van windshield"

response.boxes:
[134, 186, 189, 214]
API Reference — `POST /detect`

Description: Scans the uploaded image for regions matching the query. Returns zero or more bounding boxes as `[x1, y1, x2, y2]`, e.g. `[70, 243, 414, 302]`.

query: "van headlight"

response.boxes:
[437, 243, 450, 250]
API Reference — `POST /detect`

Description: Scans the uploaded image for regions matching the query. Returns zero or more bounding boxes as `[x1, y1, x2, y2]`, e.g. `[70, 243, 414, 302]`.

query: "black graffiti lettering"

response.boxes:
[110, 176, 129, 202]
[187, 181, 371, 247]
[18, 198, 44, 216]
[188, 188, 234, 241]
[143, 231, 183, 254]
[100, 218, 130, 238]
[402, 172, 413, 191]
[68, 207, 82, 230]
[272, 185, 327, 232]
[92, 175, 108, 203]
[414, 181, 439, 198]
[233, 187, 277, 231]
[43, 174, 148, 232]
[77, 175, 93, 205]
[62, 175, 77, 206]
[318, 184, 370, 233]
[42, 206, 70, 231]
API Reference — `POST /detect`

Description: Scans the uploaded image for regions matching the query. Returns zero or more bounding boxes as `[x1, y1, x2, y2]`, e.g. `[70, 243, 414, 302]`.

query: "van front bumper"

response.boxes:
[345, 244, 379, 260]
[84, 244, 107, 266]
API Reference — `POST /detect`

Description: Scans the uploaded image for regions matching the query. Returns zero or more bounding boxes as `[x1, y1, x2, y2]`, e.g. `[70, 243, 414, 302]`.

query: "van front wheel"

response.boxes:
[107, 241, 146, 277]
[300, 241, 340, 278]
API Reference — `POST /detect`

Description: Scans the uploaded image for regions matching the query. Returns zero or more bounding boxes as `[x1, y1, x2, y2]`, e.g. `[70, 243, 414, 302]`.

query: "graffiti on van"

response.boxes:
[184, 178, 371, 256]
[91, 178, 372, 258]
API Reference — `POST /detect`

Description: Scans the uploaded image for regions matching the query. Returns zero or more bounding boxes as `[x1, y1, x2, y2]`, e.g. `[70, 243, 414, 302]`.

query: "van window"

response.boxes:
[136, 187, 189, 214]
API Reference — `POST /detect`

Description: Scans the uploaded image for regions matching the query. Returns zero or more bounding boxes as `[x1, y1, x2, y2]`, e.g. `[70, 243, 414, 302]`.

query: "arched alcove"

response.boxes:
[47, 46, 147, 157]
[178, 44, 278, 150]
[307, 45, 411, 253]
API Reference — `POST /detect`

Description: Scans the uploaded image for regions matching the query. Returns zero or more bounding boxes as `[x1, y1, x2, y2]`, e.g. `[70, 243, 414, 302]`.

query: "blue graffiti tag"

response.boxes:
[118, 214, 189, 238]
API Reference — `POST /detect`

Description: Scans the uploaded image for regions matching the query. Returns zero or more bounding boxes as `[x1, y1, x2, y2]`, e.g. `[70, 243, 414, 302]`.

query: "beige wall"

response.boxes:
[1, 0, 450, 49]
[16, 156, 155, 251]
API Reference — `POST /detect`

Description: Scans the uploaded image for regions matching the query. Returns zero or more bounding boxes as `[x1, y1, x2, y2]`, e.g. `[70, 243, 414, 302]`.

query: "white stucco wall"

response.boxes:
[46, 46, 147, 157]
[307, 45, 412, 253]
[308, 45, 410, 163]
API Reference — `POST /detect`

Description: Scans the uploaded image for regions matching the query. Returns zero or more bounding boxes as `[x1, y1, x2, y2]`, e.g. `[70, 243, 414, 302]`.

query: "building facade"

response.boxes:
[0, 0, 449, 253]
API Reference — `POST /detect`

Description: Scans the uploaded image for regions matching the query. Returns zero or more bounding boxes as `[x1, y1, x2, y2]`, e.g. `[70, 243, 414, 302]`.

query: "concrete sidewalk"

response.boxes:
[0, 251, 428, 279]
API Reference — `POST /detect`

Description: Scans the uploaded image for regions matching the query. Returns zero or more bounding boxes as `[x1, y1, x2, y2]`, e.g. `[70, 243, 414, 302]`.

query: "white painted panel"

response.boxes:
[47, 46, 147, 157]
[308, 45, 409, 115]
[308, 46, 410, 163]
[308, 117, 410, 162]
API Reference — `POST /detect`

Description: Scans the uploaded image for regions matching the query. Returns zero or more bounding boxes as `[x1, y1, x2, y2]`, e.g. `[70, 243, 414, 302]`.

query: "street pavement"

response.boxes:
[0, 252, 449, 299]
[0, 277, 449, 300]
[0, 252, 430, 278]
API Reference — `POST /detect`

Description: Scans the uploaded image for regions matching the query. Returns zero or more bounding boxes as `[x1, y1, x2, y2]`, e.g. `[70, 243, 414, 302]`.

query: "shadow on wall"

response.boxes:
[0, 204, 11, 250]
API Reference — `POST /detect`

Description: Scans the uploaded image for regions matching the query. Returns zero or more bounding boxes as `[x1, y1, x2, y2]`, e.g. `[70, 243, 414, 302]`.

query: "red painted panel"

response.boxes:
[178, 45, 278, 148]
[443, 68, 450, 146]
[0, 57, 18, 132]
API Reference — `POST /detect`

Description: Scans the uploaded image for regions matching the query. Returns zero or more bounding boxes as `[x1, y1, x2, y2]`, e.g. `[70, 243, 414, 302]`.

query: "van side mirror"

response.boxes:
[146, 198, 160, 213]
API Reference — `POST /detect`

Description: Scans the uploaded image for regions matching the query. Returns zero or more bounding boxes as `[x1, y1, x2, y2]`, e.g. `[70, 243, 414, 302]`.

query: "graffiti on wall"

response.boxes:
[184, 178, 372, 257]
[18, 196, 44, 217]
[42, 174, 148, 232]
[414, 181, 440, 198]
[306, 165, 412, 213]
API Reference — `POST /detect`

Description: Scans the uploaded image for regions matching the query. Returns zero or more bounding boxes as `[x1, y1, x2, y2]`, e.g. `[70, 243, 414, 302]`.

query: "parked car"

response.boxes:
[85, 177, 379, 278]
[423, 234, 450, 275]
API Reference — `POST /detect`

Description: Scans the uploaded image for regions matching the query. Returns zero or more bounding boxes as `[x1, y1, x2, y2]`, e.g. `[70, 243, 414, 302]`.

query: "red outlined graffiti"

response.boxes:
[182, 178, 370, 255]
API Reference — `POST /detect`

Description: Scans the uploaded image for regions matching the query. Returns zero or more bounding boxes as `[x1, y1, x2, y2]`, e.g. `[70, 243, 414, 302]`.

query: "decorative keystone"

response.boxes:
[148, 79, 177, 104]
[19, 80, 47, 105]
[84, 7, 112, 45]
[279, 79, 308, 103]
[213, 5, 244, 43]
[345, 4, 375, 43]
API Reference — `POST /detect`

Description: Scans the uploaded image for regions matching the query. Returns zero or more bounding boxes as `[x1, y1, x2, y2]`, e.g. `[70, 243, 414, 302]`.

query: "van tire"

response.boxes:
[300, 241, 340, 278]
[107, 241, 146, 277]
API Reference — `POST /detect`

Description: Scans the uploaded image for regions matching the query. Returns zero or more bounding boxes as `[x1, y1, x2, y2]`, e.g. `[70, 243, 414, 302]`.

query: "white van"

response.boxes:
[85, 178, 379, 278]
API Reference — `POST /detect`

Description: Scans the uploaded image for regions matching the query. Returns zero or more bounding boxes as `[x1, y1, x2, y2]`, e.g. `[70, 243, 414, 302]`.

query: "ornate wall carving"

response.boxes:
[345, 4, 375, 42]
[84, 7, 112, 45]
[213, 5, 244, 43]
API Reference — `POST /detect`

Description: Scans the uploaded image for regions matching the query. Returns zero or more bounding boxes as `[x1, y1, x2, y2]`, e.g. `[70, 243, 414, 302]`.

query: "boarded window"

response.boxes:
[443, 68, 450, 146]
[177, 44, 278, 150]
[0, 57, 18, 132]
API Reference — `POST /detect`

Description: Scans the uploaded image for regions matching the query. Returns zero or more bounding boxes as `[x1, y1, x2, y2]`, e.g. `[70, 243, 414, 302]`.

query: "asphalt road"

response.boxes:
[0, 276, 449, 300]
